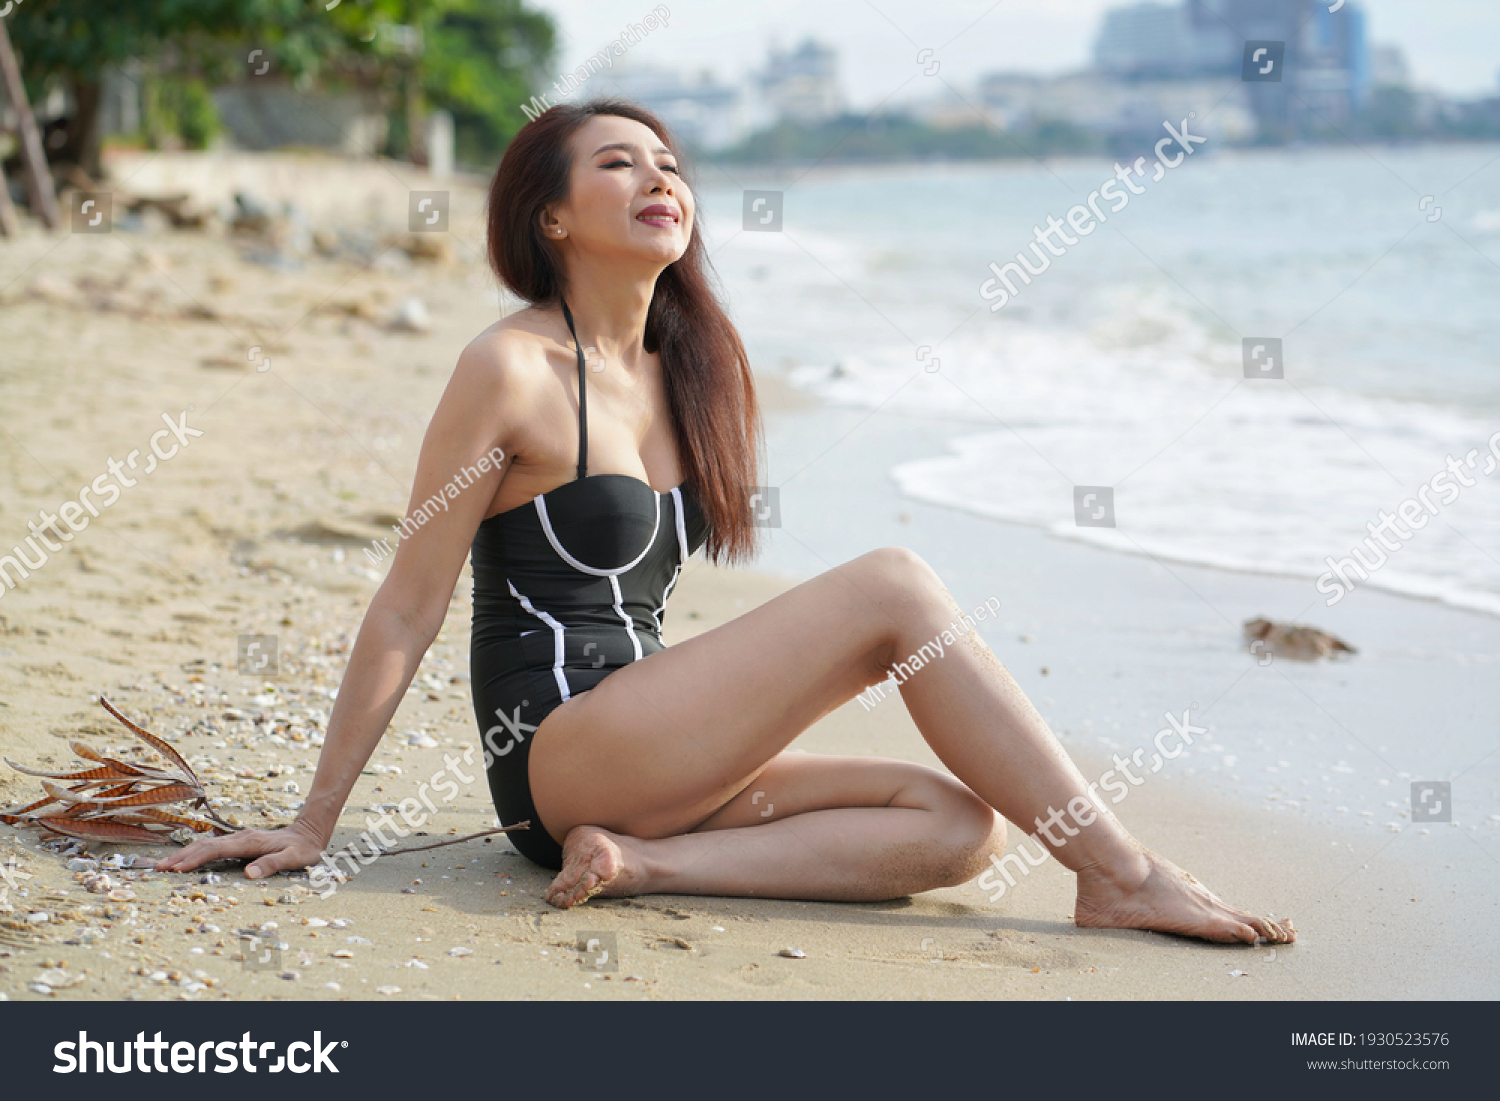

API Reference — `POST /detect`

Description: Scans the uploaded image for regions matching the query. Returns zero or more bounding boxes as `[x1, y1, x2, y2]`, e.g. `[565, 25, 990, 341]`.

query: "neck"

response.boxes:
[560, 264, 659, 373]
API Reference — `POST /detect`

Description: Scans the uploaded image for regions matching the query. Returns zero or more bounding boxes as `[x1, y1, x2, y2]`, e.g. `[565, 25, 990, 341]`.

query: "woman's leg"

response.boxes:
[530, 546, 1295, 944]
[542, 753, 1007, 907]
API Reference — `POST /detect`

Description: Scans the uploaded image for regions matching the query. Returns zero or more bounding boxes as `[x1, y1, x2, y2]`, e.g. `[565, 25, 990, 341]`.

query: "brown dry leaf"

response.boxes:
[0, 697, 240, 845]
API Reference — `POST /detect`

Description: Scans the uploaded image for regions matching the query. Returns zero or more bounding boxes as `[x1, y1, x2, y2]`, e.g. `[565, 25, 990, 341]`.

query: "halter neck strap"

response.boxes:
[559, 297, 588, 481]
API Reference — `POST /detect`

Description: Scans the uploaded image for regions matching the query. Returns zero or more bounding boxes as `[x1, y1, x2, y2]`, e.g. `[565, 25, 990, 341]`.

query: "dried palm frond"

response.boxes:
[0, 697, 239, 845]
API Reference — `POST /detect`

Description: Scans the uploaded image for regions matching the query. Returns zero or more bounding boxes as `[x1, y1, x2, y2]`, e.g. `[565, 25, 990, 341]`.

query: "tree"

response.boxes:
[417, 0, 555, 166]
[4, 0, 555, 175]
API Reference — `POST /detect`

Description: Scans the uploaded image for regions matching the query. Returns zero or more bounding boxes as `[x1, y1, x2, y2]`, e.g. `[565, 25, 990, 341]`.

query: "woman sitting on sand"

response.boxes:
[160, 99, 1294, 947]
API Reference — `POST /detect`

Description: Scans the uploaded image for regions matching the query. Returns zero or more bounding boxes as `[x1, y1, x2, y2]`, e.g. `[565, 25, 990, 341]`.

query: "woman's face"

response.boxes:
[545, 114, 694, 268]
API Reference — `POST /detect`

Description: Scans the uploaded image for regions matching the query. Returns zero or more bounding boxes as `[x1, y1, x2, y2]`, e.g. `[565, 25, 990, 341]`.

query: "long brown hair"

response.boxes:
[485, 97, 762, 566]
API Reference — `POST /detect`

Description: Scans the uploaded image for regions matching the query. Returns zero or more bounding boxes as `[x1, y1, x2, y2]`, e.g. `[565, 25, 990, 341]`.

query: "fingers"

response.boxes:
[155, 838, 220, 872]
[156, 830, 269, 873]
[246, 847, 315, 880]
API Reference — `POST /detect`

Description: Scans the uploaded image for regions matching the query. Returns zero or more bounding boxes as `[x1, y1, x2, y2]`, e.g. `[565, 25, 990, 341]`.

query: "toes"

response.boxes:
[1228, 921, 1259, 944]
[1263, 918, 1290, 943]
[1239, 912, 1285, 943]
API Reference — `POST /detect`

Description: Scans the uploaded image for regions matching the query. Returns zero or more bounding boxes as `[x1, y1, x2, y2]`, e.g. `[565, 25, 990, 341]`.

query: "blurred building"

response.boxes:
[582, 37, 846, 151]
[1093, 0, 1372, 135]
[973, 70, 1256, 145]
[756, 38, 845, 124]
[1095, 1, 1238, 78]
[1370, 45, 1410, 89]
[99, 65, 143, 137]
[1294, 0, 1370, 125]
[597, 61, 744, 151]
[209, 83, 388, 155]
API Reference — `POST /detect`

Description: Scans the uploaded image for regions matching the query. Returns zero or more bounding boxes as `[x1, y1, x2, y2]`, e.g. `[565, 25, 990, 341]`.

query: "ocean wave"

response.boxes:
[789, 305, 1500, 617]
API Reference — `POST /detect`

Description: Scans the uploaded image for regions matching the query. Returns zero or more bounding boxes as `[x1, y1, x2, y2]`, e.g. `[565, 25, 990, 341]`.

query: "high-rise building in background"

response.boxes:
[756, 39, 845, 125]
[603, 62, 744, 152]
[1095, 1, 1239, 78]
[591, 37, 845, 152]
[1093, 0, 1372, 135]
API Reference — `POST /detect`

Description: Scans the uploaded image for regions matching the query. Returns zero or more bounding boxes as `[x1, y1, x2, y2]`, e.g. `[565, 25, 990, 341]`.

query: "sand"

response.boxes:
[0, 151, 1492, 1001]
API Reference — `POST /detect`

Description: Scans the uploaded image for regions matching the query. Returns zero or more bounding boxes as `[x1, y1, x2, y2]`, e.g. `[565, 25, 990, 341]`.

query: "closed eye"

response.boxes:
[603, 158, 679, 174]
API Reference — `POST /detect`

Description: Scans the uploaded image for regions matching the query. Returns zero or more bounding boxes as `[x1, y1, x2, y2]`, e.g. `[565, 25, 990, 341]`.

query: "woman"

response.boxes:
[160, 99, 1294, 947]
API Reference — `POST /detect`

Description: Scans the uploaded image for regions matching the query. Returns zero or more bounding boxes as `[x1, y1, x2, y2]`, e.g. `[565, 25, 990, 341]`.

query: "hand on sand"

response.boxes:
[155, 819, 328, 881]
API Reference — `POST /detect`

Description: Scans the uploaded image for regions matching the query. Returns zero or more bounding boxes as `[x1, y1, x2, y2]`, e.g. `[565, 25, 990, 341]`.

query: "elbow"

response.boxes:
[369, 580, 448, 649]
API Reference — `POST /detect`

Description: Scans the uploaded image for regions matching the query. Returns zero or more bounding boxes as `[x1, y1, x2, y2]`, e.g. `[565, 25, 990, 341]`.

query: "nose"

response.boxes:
[647, 165, 674, 194]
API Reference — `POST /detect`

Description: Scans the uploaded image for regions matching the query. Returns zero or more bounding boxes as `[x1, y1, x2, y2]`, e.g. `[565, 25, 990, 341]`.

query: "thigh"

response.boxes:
[528, 547, 938, 842]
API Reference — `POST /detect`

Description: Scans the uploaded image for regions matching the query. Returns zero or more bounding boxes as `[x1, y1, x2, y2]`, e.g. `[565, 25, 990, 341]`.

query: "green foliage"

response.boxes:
[419, 0, 555, 165]
[142, 75, 220, 150]
[7, 1, 350, 88]
[4, 0, 556, 167]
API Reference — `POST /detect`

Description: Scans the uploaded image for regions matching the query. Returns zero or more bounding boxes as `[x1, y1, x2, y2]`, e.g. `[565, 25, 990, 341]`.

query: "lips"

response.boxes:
[636, 204, 679, 226]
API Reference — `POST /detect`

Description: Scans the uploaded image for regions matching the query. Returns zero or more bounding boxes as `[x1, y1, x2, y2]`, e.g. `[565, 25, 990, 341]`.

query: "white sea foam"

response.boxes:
[789, 298, 1500, 616]
[707, 146, 1500, 618]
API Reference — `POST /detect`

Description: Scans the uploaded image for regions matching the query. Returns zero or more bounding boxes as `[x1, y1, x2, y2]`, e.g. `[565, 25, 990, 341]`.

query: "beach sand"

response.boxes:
[0, 153, 1491, 1001]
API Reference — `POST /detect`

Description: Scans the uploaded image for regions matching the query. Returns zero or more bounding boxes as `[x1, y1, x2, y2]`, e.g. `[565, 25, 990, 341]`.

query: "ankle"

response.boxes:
[609, 832, 661, 895]
[1076, 845, 1153, 896]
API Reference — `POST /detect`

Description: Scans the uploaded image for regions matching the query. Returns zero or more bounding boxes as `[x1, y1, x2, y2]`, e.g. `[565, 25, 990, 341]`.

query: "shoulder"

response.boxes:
[453, 311, 558, 402]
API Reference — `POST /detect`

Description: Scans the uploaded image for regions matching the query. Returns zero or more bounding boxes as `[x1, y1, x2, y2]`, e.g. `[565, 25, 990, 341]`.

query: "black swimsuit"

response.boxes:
[468, 299, 710, 869]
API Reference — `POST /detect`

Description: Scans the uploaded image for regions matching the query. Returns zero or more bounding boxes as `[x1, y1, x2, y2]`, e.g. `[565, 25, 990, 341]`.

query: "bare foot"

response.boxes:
[542, 825, 646, 909]
[1075, 850, 1296, 945]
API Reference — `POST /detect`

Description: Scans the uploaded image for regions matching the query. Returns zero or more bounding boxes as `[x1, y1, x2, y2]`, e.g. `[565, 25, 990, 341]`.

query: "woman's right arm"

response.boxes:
[156, 333, 528, 878]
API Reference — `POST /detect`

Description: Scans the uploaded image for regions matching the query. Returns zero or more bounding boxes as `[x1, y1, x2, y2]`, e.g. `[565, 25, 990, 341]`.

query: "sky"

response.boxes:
[531, 0, 1500, 103]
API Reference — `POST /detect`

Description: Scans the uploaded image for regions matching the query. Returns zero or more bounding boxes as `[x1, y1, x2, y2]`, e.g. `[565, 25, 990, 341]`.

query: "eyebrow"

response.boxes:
[591, 141, 673, 157]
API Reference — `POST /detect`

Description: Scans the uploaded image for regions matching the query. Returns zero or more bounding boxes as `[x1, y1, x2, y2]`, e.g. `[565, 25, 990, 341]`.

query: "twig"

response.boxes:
[379, 823, 530, 855]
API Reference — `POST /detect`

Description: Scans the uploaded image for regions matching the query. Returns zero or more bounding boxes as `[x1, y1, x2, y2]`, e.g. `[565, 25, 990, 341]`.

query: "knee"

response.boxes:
[927, 781, 1007, 889]
[851, 546, 950, 621]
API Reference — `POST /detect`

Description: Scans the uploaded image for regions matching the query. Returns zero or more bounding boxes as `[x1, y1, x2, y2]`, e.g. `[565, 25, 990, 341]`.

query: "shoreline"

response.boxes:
[765, 368, 1500, 624]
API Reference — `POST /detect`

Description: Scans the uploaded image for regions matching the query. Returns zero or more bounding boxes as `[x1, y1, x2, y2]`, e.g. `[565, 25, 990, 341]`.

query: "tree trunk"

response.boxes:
[0, 159, 20, 237]
[405, 66, 427, 166]
[0, 16, 59, 228]
[57, 76, 103, 178]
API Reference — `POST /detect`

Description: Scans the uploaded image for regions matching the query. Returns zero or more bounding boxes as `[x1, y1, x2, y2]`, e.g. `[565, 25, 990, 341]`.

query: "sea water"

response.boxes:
[702, 142, 1500, 616]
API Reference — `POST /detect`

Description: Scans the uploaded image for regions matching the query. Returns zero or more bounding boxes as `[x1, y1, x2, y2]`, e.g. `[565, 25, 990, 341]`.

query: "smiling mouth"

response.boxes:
[636, 213, 679, 226]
